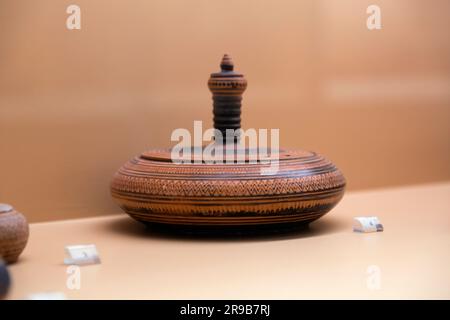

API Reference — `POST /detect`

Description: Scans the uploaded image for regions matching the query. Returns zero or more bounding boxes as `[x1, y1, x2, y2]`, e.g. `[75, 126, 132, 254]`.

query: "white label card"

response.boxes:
[64, 244, 101, 265]
[353, 216, 384, 233]
[26, 292, 66, 300]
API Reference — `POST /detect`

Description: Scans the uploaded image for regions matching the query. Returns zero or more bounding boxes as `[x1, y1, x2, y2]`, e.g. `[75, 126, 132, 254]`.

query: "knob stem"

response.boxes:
[208, 54, 247, 143]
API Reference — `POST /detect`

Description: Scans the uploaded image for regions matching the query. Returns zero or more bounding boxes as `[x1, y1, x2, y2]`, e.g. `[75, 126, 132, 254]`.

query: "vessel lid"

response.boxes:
[143, 55, 305, 164]
[0, 204, 13, 213]
[141, 147, 313, 163]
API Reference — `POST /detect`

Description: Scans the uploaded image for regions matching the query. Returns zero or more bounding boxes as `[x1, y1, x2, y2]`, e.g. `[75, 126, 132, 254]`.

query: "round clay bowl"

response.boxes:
[111, 148, 345, 228]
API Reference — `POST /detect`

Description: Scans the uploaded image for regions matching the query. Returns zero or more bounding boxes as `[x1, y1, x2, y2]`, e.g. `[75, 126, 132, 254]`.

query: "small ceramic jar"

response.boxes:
[0, 204, 29, 264]
[0, 258, 11, 298]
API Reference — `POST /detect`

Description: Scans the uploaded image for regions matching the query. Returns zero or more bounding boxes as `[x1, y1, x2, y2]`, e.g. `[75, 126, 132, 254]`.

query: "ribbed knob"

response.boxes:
[208, 54, 247, 143]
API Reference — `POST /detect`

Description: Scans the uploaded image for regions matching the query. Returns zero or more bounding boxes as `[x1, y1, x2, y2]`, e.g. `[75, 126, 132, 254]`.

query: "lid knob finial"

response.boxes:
[220, 54, 234, 71]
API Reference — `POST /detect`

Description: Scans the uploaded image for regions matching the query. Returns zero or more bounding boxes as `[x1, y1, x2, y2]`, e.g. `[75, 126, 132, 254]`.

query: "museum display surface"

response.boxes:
[3, 183, 450, 299]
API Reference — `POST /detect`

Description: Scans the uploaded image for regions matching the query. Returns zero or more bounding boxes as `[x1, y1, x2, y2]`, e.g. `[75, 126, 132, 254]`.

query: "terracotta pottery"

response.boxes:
[0, 204, 29, 263]
[111, 55, 346, 230]
[0, 258, 11, 298]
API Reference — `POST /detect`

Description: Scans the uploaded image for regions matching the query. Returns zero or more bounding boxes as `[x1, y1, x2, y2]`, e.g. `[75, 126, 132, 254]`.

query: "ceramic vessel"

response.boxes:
[0, 204, 29, 263]
[111, 55, 346, 229]
[0, 258, 11, 298]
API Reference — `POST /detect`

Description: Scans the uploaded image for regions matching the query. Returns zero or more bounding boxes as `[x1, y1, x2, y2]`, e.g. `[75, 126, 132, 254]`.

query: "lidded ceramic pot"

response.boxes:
[111, 55, 345, 230]
[0, 258, 11, 298]
[0, 204, 29, 263]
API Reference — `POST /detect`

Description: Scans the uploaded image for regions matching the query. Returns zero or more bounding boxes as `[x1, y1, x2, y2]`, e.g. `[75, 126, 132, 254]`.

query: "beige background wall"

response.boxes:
[1, 0, 449, 222]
